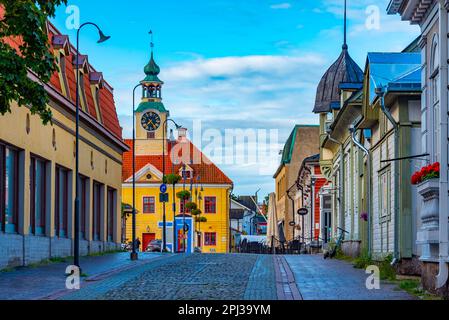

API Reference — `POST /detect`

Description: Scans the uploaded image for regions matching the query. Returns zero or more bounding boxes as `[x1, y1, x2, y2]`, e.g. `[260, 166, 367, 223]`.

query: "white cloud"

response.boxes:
[270, 3, 292, 10]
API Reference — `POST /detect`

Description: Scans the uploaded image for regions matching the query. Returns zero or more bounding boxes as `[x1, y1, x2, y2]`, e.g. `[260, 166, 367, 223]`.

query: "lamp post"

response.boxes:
[74, 23, 110, 269]
[130, 83, 141, 261]
[182, 164, 187, 253]
[162, 119, 181, 253]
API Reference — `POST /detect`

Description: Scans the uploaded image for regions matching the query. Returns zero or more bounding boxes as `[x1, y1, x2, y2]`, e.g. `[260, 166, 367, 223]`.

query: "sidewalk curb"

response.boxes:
[273, 255, 303, 300]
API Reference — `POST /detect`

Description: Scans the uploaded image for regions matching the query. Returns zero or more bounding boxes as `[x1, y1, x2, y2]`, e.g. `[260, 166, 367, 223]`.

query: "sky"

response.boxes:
[51, 0, 419, 199]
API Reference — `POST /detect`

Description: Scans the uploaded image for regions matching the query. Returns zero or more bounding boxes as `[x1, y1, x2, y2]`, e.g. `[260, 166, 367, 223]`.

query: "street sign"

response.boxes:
[160, 184, 167, 194]
[297, 208, 308, 216]
[159, 193, 169, 203]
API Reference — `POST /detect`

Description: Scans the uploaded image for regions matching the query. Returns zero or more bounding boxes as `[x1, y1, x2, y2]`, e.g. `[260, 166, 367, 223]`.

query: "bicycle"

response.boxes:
[323, 227, 349, 259]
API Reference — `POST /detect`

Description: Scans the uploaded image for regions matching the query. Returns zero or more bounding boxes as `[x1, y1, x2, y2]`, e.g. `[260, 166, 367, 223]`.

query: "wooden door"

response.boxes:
[142, 233, 156, 252]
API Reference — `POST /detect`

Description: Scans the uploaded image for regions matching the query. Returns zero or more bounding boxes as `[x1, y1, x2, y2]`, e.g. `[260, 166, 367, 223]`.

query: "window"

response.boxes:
[147, 132, 155, 139]
[92, 182, 103, 241]
[179, 200, 191, 214]
[55, 166, 70, 238]
[58, 53, 71, 99]
[143, 196, 155, 214]
[30, 156, 47, 236]
[379, 169, 391, 219]
[0, 144, 19, 233]
[107, 188, 115, 242]
[204, 232, 216, 246]
[92, 86, 103, 123]
[182, 170, 192, 179]
[77, 71, 89, 113]
[79, 175, 88, 239]
[204, 197, 216, 214]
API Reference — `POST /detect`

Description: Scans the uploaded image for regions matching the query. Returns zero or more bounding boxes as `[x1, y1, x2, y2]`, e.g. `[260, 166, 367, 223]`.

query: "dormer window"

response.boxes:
[73, 55, 89, 113]
[90, 72, 104, 123]
[180, 166, 193, 180]
[52, 34, 71, 99]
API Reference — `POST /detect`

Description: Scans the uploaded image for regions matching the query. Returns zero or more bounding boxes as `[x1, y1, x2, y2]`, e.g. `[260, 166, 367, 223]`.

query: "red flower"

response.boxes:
[411, 162, 440, 185]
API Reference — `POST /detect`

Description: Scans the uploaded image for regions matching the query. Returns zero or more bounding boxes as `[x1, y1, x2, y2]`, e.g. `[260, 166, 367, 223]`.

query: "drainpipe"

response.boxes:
[350, 126, 372, 258]
[328, 135, 345, 233]
[287, 185, 296, 242]
[376, 86, 400, 265]
[437, 0, 449, 289]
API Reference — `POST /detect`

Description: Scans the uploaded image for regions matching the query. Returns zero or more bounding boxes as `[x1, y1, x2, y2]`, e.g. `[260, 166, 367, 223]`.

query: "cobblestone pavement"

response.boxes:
[97, 254, 265, 300]
[285, 255, 415, 300]
[0, 252, 163, 300]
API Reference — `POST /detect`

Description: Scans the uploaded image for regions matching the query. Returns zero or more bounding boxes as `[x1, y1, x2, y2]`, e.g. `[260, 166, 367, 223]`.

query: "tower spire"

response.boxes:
[343, 0, 348, 50]
[149, 30, 154, 55]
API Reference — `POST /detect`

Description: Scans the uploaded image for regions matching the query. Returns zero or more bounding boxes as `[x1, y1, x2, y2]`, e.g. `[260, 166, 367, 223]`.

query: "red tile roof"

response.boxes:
[1, 6, 123, 140]
[123, 139, 233, 185]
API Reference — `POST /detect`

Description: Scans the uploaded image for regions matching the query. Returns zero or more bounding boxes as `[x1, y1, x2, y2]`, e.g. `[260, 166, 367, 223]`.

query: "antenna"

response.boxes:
[343, 0, 348, 50]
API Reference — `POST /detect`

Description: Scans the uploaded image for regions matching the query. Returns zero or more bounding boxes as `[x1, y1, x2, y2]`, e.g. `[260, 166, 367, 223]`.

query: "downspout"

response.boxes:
[287, 185, 296, 241]
[436, 0, 449, 289]
[328, 135, 345, 232]
[376, 86, 400, 265]
[350, 127, 372, 258]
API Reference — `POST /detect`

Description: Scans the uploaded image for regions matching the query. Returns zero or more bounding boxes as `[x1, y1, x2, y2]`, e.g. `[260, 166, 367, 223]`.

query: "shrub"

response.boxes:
[191, 209, 202, 216]
[354, 249, 372, 269]
[195, 216, 207, 223]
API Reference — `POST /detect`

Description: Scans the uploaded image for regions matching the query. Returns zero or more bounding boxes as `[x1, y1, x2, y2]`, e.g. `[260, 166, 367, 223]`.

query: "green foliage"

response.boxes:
[185, 202, 197, 211]
[176, 190, 191, 200]
[0, 0, 68, 124]
[191, 209, 202, 216]
[353, 249, 373, 269]
[379, 254, 396, 281]
[195, 216, 207, 223]
[163, 174, 181, 185]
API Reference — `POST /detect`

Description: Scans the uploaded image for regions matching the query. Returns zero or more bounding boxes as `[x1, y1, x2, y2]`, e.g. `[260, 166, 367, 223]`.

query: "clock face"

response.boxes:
[141, 111, 161, 132]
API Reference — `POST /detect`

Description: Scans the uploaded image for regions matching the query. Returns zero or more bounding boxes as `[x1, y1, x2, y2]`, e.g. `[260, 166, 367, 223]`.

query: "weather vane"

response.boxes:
[149, 30, 154, 53]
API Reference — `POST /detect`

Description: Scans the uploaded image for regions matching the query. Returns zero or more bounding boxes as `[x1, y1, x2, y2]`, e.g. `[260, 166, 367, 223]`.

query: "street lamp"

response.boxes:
[162, 118, 182, 253]
[74, 22, 110, 270]
[130, 83, 141, 261]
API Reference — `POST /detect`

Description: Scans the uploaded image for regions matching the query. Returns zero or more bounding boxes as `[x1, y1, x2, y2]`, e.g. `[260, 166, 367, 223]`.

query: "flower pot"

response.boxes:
[416, 178, 440, 261]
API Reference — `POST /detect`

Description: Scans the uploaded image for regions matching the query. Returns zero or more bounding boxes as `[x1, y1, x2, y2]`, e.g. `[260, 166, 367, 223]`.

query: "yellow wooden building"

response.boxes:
[122, 48, 233, 254]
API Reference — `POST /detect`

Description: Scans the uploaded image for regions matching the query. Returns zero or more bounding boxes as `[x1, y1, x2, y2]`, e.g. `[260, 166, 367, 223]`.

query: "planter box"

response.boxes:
[416, 179, 440, 261]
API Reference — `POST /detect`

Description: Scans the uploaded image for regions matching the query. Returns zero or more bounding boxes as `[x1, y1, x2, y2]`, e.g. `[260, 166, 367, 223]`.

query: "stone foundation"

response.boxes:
[421, 261, 449, 299]
[395, 256, 422, 276]
[0, 232, 120, 270]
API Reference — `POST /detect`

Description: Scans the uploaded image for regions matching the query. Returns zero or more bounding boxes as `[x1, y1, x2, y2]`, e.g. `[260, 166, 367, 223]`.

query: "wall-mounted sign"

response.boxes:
[297, 208, 308, 216]
[289, 221, 296, 227]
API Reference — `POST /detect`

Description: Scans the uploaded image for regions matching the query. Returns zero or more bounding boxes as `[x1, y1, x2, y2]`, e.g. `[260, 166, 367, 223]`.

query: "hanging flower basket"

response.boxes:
[176, 190, 191, 201]
[185, 202, 198, 211]
[360, 212, 368, 222]
[195, 216, 207, 223]
[411, 162, 440, 185]
[164, 174, 181, 185]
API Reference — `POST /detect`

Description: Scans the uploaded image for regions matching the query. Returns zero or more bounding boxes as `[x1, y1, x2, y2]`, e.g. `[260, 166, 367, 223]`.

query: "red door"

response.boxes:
[142, 233, 155, 252]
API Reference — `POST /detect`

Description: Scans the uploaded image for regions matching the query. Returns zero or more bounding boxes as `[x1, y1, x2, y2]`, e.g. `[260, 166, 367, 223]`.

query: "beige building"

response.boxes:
[273, 125, 320, 242]
[0, 21, 128, 269]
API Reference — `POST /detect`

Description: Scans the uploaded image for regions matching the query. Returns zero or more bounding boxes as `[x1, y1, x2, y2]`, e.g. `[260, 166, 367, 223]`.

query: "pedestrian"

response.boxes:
[135, 237, 141, 252]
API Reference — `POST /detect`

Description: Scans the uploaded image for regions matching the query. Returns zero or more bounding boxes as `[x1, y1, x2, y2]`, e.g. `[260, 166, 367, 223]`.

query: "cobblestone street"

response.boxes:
[0, 253, 415, 300]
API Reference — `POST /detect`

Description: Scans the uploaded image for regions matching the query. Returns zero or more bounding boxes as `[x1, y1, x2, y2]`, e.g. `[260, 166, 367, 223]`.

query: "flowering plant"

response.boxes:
[360, 212, 368, 222]
[411, 162, 440, 185]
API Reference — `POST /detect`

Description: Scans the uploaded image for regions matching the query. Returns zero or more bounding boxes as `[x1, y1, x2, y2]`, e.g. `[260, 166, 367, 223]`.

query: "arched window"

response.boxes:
[430, 34, 439, 105]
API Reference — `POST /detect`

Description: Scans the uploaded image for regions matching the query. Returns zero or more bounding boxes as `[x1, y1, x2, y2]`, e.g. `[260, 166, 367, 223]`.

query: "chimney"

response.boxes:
[178, 127, 187, 140]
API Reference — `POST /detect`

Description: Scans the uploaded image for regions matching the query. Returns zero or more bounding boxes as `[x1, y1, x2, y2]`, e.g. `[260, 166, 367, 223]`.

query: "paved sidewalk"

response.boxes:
[285, 255, 415, 300]
[0, 252, 163, 300]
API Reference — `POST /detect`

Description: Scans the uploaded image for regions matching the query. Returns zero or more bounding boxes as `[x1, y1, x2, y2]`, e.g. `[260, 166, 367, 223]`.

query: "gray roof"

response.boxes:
[313, 48, 364, 114]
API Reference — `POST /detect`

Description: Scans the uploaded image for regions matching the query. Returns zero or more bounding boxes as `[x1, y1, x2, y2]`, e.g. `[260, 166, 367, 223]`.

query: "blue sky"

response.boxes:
[51, 0, 419, 199]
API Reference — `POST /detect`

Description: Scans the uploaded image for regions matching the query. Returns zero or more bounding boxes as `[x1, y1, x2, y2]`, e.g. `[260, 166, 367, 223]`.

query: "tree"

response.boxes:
[0, 0, 67, 125]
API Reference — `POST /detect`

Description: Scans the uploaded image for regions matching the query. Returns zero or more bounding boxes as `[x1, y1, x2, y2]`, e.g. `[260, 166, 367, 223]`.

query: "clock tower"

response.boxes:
[135, 31, 169, 156]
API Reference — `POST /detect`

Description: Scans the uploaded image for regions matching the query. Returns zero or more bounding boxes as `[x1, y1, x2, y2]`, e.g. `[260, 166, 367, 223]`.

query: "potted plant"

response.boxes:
[185, 202, 198, 211]
[412, 162, 440, 257]
[164, 173, 181, 185]
[176, 190, 191, 201]
[195, 216, 207, 223]
[191, 208, 202, 216]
